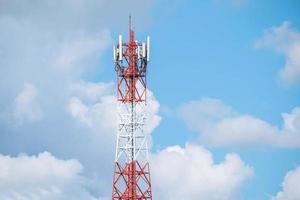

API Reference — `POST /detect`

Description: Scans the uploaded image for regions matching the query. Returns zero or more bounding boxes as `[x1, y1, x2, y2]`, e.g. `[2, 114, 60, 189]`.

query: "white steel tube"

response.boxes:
[142, 43, 146, 58]
[113, 46, 116, 61]
[147, 36, 150, 61]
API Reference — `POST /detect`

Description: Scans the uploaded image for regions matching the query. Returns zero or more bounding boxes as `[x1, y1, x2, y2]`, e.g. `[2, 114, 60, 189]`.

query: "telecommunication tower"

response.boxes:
[111, 17, 152, 200]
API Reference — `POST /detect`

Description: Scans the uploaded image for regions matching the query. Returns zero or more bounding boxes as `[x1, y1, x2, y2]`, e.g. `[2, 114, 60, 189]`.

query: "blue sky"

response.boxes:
[148, 1, 300, 199]
[0, 0, 300, 200]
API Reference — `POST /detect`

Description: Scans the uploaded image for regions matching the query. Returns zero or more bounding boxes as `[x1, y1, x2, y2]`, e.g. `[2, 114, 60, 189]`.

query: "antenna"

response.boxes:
[129, 15, 132, 33]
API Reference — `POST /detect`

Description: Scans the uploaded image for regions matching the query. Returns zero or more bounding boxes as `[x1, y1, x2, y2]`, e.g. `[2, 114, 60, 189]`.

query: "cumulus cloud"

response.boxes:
[68, 81, 161, 136]
[0, 152, 99, 200]
[178, 98, 300, 147]
[255, 21, 300, 85]
[68, 81, 116, 131]
[144, 90, 162, 134]
[271, 166, 300, 200]
[151, 144, 253, 200]
[69, 95, 116, 130]
[13, 82, 42, 123]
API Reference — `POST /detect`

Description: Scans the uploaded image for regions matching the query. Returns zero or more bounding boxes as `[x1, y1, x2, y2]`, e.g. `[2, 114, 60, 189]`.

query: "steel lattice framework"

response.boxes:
[111, 17, 152, 200]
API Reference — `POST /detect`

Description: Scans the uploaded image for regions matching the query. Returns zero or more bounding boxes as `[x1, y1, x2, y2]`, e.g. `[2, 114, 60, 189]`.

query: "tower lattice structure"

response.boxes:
[111, 17, 152, 200]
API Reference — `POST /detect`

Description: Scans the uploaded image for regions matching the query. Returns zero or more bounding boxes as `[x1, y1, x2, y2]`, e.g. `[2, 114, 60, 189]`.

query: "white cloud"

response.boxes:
[68, 94, 117, 133]
[271, 166, 300, 200]
[178, 98, 300, 147]
[68, 81, 161, 136]
[177, 98, 236, 132]
[69, 81, 114, 103]
[151, 144, 253, 200]
[0, 152, 99, 200]
[145, 90, 162, 134]
[255, 21, 300, 85]
[13, 82, 42, 123]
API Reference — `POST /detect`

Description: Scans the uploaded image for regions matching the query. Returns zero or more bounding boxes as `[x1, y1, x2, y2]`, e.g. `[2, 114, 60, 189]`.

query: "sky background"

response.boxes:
[0, 0, 300, 200]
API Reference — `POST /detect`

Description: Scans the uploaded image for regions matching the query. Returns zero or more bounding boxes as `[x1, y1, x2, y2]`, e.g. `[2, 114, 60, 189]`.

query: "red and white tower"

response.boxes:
[111, 17, 152, 200]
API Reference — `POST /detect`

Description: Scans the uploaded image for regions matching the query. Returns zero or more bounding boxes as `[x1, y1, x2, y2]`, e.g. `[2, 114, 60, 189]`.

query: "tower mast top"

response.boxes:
[129, 15, 134, 43]
[129, 15, 132, 32]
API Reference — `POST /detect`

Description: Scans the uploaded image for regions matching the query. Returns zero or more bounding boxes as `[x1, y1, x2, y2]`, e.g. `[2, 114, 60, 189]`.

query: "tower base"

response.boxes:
[112, 161, 152, 200]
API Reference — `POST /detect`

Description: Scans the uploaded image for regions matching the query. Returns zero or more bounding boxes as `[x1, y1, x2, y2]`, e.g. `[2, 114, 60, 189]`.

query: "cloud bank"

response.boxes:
[0, 152, 97, 200]
[178, 98, 300, 148]
[151, 144, 253, 200]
